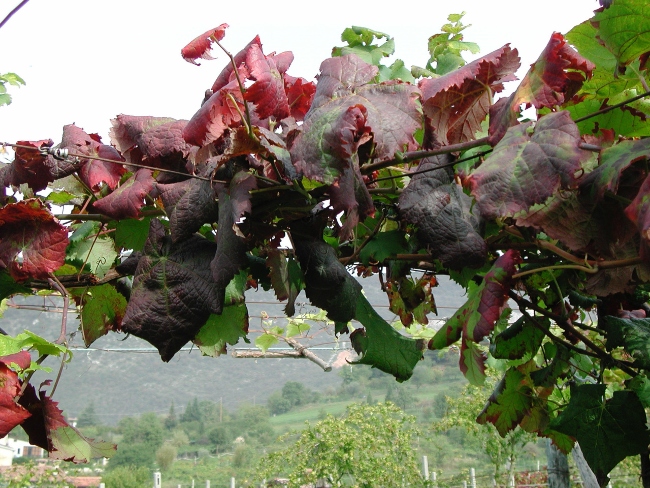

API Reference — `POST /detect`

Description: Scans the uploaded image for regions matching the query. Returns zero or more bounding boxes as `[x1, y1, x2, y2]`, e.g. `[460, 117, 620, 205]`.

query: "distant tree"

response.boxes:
[231, 404, 273, 444]
[433, 382, 537, 485]
[432, 392, 449, 418]
[121, 412, 164, 450]
[259, 402, 424, 487]
[181, 398, 202, 423]
[366, 390, 375, 405]
[77, 400, 98, 428]
[267, 391, 292, 415]
[107, 443, 155, 470]
[155, 442, 177, 471]
[101, 466, 151, 488]
[233, 443, 255, 469]
[164, 402, 177, 430]
[385, 383, 416, 410]
[282, 381, 308, 407]
[208, 425, 232, 452]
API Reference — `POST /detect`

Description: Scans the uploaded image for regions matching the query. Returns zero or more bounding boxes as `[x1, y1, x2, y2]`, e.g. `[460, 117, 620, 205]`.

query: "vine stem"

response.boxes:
[47, 274, 69, 344]
[340, 211, 386, 266]
[214, 38, 256, 141]
[360, 137, 490, 175]
[512, 264, 599, 279]
[55, 209, 165, 223]
[2, 143, 227, 184]
[0, 0, 29, 30]
[573, 89, 650, 123]
[508, 291, 638, 377]
[518, 308, 600, 359]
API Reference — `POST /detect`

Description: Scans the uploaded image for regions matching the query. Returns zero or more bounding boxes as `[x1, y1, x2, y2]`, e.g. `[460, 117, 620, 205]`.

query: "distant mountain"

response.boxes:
[2, 275, 466, 424]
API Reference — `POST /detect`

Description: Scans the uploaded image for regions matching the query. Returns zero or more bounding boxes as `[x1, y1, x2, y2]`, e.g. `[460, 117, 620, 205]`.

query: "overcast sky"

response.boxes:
[1, 0, 599, 145]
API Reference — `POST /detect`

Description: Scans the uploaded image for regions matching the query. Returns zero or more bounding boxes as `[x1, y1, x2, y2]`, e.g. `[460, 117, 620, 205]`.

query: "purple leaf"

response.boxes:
[121, 219, 222, 361]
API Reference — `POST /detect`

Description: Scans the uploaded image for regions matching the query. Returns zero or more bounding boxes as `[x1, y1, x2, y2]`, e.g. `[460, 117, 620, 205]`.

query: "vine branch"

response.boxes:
[508, 291, 638, 377]
[0, 0, 29, 30]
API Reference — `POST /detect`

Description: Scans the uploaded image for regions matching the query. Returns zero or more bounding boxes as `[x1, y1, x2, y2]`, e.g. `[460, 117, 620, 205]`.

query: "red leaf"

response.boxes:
[520, 33, 595, 108]
[61, 125, 126, 191]
[157, 178, 218, 243]
[211, 173, 257, 310]
[469, 111, 590, 220]
[419, 45, 520, 145]
[429, 249, 521, 385]
[211, 36, 261, 93]
[0, 351, 31, 370]
[19, 384, 116, 462]
[284, 75, 316, 121]
[110, 115, 193, 181]
[0, 364, 31, 437]
[92, 169, 155, 220]
[625, 174, 650, 251]
[183, 80, 245, 146]
[244, 44, 292, 120]
[292, 55, 420, 184]
[489, 33, 595, 144]
[181, 23, 228, 65]
[0, 199, 68, 281]
[9, 140, 57, 192]
[121, 219, 222, 360]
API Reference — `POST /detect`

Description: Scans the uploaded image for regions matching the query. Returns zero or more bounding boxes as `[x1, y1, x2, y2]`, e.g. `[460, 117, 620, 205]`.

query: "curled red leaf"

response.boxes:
[61, 124, 126, 191]
[0, 363, 31, 437]
[181, 23, 229, 65]
[0, 199, 68, 281]
[489, 33, 595, 145]
[419, 44, 520, 146]
[92, 169, 155, 220]
[183, 80, 245, 146]
[244, 44, 292, 120]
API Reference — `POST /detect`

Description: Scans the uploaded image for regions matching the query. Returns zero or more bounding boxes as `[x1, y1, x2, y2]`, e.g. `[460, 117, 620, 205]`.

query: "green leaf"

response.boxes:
[333, 26, 394, 67]
[568, 99, 650, 138]
[477, 364, 535, 436]
[194, 304, 249, 357]
[530, 344, 571, 388]
[0, 72, 25, 87]
[566, 20, 617, 72]
[44, 191, 78, 205]
[0, 331, 69, 358]
[549, 384, 650, 479]
[359, 230, 408, 265]
[0, 270, 31, 301]
[255, 327, 283, 353]
[80, 284, 127, 347]
[628, 374, 650, 408]
[66, 222, 118, 278]
[460, 340, 487, 386]
[490, 316, 548, 360]
[593, 0, 650, 66]
[378, 59, 415, 83]
[604, 316, 650, 368]
[286, 319, 311, 338]
[193, 270, 248, 356]
[50, 426, 116, 462]
[267, 251, 304, 316]
[115, 218, 151, 251]
[350, 294, 424, 382]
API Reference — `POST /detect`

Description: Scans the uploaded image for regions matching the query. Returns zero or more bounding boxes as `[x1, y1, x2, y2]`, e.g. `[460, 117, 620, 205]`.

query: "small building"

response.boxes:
[0, 437, 45, 459]
[0, 444, 14, 466]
